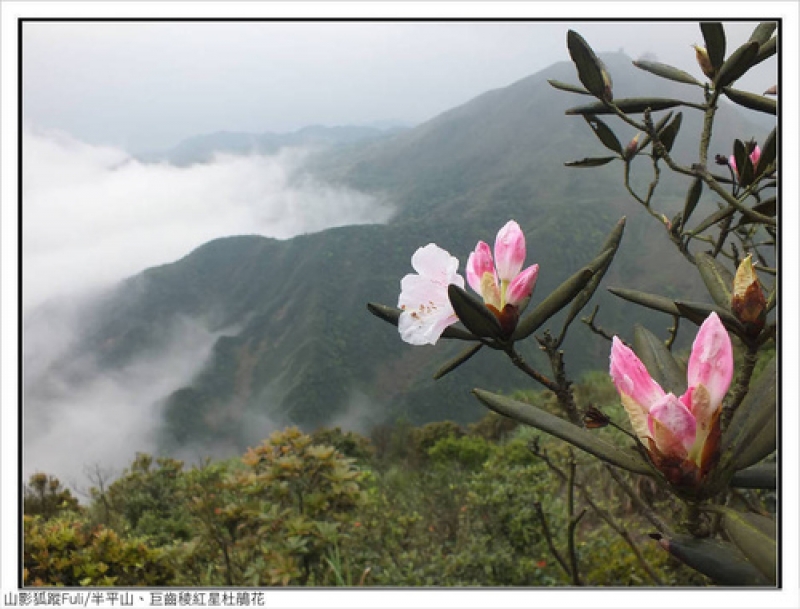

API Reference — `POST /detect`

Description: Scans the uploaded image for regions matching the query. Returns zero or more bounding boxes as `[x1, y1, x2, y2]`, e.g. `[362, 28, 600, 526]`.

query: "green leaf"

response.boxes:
[584, 115, 623, 154]
[472, 389, 653, 475]
[633, 60, 703, 86]
[689, 206, 736, 236]
[700, 22, 726, 70]
[512, 264, 598, 342]
[567, 30, 609, 99]
[752, 197, 777, 218]
[680, 176, 703, 229]
[655, 534, 769, 586]
[565, 156, 617, 168]
[547, 79, 592, 95]
[756, 128, 777, 177]
[607, 286, 681, 317]
[748, 22, 776, 46]
[673, 300, 744, 333]
[715, 41, 760, 89]
[566, 97, 685, 116]
[638, 112, 674, 153]
[713, 507, 776, 584]
[719, 356, 777, 476]
[751, 36, 776, 68]
[447, 284, 503, 340]
[559, 218, 625, 342]
[730, 463, 776, 490]
[722, 87, 777, 115]
[655, 112, 683, 155]
[366, 302, 477, 341]
[733, 138, 756, 187]
[632, 325, 686, 397]
[732, 403, 776, 473]
[695, 252, 734, 309]
[433, 344, 483, 380]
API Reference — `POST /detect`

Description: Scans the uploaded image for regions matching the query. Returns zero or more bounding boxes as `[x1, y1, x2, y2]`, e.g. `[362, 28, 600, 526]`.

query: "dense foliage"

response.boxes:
[24, 381, 712, 587]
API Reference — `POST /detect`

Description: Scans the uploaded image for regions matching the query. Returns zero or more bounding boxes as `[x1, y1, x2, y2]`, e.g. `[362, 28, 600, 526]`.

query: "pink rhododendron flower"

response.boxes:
[466, 220, 539, 316]
[398, 244, 465, 346]
[609, 313, 733, 485]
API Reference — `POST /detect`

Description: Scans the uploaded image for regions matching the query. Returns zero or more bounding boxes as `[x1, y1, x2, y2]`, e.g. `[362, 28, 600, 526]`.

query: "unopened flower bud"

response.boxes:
[600, 63, 614, 101]
[732, 255, 766, 335]
[624, 133, 642, 161]
[692, 44, 716, 80]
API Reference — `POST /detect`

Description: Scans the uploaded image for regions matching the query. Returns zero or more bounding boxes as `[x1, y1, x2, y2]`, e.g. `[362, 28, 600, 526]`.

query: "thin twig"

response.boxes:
[529, 442, 666, 584]
[533, 501, 571, 578]
[566, 454, 584, 586]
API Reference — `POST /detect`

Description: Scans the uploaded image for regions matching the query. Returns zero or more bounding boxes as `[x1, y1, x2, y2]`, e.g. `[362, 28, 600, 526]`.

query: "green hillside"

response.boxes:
[65, 52, 771, 453]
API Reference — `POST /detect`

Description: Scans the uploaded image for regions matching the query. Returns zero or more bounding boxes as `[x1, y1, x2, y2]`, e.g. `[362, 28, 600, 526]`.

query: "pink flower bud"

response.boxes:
[494, 220, 526, 282]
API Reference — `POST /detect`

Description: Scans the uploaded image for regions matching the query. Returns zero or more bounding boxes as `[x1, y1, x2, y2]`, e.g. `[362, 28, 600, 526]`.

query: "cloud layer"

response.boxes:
[22, 126, 392, 488]
[23, 126, 392, 309]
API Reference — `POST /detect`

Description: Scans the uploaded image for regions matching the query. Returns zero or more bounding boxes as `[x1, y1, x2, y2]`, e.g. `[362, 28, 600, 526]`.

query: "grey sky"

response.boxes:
[23, 20, 777, 153]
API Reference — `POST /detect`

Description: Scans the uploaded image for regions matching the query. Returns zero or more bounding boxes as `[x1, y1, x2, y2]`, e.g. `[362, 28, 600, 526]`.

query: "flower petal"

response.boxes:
[397, 244, 465, 346]
[494, 220, 526, 282]
[411, 243, 462, 284]
[649, 393, 696, 457]
[505, 264, 539, 311]
[466, 241, 495, 294]
[609, 337, 666, 410]
[686, 312, 733, 409]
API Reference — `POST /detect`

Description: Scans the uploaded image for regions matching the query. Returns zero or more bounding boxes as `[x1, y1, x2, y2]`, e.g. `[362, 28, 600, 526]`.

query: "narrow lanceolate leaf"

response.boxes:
[752, 197, 777, 217]
[689, 206, 736, 236]
[472, 389, 653, 475]
[584, 115, 623, 154]
[733, 138, 754, 186]
[512, 264, 598, 341]
[719, 356, 776, 476]
[567, 30, 608, 99]
[654, 534, 770, 586]
[566, 97, 685, 116]
[756, 128, 777, 176]
[681, 176, 703, 229]
[447, 284, 503, 340]
[633, 60, 703, 86]
[559, 219, 625, 341]
[433, 344, 483, 380]
[715, 41, 760, 89]
[700, 22, 726, 70]
[732, 397, 776, 472]
[695, 253, 734, 309]
[547, 79, 592, 95]
[638, 112, 674, 153]
[632, 325, 686, 397]
[655, 112, 683, 155]
[751, 36, 777, 68]
[713, 507, 777, 584]
[749, 22, 777, 46]
[607, 287, 681, 317]
[674, 300, 744, 333]
[730, 463, 776, 490]
[723, 87, 777, 115]
[366, 302, 477, 341]
[565, 156, 617, 168]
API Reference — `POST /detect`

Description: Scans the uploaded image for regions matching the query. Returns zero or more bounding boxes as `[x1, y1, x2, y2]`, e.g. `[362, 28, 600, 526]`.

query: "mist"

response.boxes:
[22, 125, 393, 489]
[22, 125, 393, 310]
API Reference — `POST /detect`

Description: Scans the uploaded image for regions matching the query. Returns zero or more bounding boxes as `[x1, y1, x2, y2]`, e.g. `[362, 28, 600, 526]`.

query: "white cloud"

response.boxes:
[22, 125, 392, 309]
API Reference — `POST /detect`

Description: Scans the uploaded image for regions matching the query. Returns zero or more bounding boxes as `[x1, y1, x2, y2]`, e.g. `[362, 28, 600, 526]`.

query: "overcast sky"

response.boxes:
[23, 20, 778, 153]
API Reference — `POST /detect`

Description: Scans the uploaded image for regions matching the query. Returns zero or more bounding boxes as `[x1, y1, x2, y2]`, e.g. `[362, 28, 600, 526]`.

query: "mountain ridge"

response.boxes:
[28, 51, 775, 457]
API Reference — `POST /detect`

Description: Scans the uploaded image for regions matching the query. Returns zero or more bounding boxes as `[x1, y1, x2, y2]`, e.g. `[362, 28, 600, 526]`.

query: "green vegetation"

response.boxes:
[24, 381, 713, 587]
